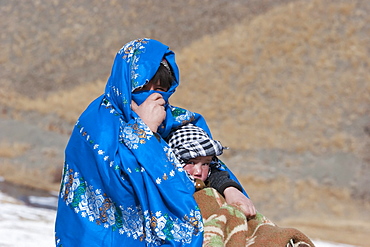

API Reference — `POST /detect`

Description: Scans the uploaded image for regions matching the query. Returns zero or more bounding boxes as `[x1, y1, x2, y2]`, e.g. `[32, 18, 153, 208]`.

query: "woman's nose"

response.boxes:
[147, 84, 155, 90]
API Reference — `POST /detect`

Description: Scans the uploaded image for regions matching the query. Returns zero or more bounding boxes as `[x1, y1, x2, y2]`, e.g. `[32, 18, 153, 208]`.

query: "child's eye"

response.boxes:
[202, 163, 210, 166]
[187, 161, 195, 165]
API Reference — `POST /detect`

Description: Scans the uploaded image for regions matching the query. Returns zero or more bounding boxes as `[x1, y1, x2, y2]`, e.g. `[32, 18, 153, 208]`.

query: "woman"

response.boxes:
[54, 38, 249, 246]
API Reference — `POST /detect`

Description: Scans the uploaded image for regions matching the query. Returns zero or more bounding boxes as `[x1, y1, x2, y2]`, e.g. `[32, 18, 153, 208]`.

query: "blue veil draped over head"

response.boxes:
[55, 38, 245, 246]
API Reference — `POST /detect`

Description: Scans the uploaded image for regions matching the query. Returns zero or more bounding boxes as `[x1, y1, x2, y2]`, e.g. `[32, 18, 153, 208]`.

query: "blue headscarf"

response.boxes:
[55, 38, 245, 246]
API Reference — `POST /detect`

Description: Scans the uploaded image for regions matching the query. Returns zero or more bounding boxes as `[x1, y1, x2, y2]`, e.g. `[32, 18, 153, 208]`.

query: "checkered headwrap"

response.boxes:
[167, 123, 225, 164]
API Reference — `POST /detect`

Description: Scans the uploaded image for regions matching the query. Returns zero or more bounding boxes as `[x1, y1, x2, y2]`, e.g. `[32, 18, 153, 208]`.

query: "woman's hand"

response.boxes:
[224, 187, 257, 219]
[131, 93, 166, 132]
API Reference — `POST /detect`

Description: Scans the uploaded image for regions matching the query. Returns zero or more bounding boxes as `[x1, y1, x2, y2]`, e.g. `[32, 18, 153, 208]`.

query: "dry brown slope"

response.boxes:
[0, 0, 296, 98]
[173, 0, 369, 154]
[1, 0, 299, 187]
[0, 0, 298, 133]
[170, 0, 370, 245]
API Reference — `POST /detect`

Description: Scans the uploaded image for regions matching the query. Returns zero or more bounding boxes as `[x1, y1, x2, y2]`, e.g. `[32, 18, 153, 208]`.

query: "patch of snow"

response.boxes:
[0, 192, 55, 247]
[28, 195, 58, 209]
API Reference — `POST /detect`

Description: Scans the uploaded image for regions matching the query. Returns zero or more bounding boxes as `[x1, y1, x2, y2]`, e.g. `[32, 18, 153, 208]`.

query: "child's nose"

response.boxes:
[194, 164, 203, 174]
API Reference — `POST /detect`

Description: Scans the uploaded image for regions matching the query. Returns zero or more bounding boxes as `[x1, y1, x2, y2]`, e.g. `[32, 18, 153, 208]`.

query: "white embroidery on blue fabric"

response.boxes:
[75, 120, 115, 169]
[118, 38, 150, 90]
[163, 146, 183, 169]
[169, 105, 196, 125]
[120, 118, 153, 149]
[111, 85, 121, 96]
[118, 38, 148, 61]
[60, 164, 203, 245]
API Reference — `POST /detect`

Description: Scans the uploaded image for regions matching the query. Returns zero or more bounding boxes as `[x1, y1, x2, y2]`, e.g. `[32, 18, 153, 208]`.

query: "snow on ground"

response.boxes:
[0, 192, 360, 247]
[0, 192, 55, 247]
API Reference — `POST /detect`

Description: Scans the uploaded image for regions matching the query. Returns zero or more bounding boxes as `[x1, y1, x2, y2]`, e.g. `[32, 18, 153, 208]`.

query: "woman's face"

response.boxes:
[135, 80, 169, 92]
[183, 156, 213, 181]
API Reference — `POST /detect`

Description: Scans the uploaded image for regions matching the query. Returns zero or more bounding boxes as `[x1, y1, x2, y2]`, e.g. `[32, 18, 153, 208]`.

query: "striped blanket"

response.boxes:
[194, 188, 315, 247]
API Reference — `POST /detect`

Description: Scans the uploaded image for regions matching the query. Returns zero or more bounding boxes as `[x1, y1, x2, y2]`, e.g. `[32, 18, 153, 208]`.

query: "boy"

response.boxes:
[167, 124, 316, 247]
[167, 123, 256, 218]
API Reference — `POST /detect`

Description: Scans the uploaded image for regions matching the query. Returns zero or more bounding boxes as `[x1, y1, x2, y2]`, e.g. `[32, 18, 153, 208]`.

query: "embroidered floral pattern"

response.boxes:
[163, 145, 181, 167]
[142, 209, 203, 245]
[102, 98, 121, 116]
[75, 119, 116, 168]
[118, 38, 149, 90]
[118, 38, 149, 61]
[119, 118, 153, 149]
[153, 145, 186, 185]
[170, 106, 196, 125]
[60, 165, 123, 230]
[60, 165, 203, 245]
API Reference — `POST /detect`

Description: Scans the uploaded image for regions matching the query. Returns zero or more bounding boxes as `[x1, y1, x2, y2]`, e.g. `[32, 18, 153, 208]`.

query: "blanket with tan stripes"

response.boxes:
[194, 188, 315, 247]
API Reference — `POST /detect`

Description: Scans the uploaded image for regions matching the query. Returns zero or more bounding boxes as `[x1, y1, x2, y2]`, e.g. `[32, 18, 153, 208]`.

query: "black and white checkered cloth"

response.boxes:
[167, 123, 225, 164]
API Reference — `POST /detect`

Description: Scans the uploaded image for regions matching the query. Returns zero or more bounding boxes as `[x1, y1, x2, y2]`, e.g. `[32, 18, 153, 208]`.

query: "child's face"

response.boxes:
[183, 156, 213, 181]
